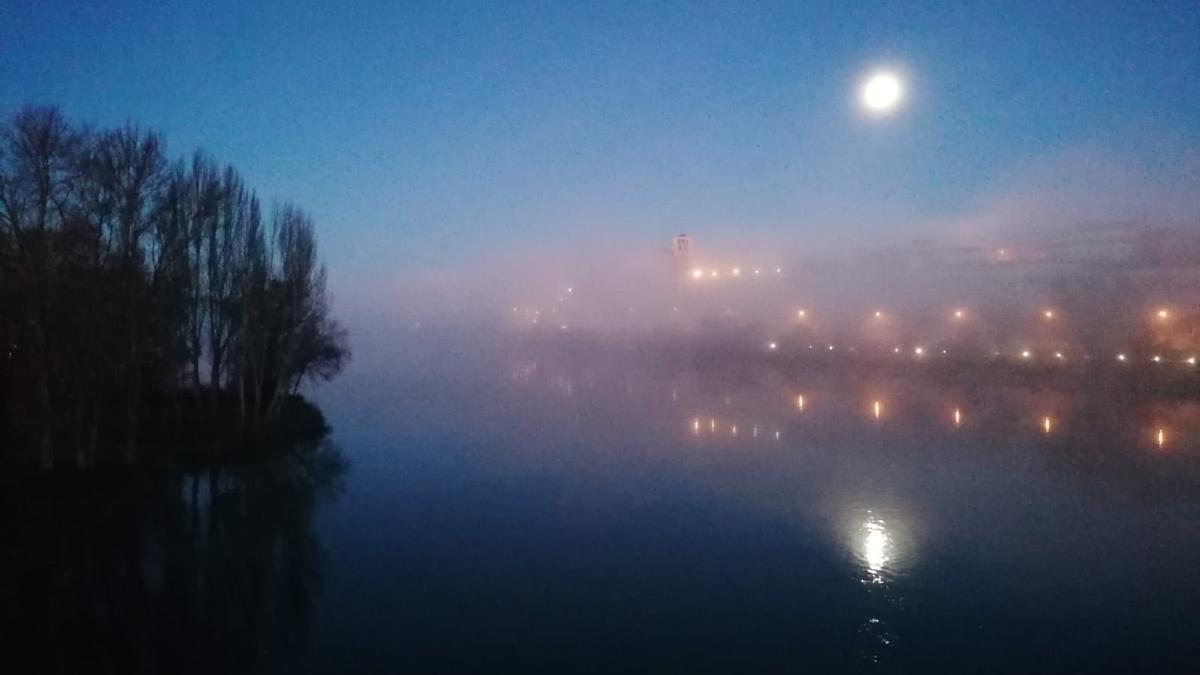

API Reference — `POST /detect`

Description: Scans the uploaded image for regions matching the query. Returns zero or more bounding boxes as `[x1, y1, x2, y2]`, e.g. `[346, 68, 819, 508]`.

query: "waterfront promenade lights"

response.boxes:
[796, 309, 807, 319]
[1043, 310, 1055, 320]
[1156, 308, 1170, 321]
[952, 309, 965, 320]
[691, 268, 703, 279]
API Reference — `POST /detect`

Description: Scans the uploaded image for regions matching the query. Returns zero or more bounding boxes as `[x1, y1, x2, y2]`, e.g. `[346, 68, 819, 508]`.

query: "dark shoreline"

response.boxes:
[0, 392, 332, 483]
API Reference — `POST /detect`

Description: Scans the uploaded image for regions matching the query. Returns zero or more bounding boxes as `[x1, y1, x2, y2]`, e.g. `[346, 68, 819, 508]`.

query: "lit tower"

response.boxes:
[671, 233, 693, 279]
[671, 233, 692, 262]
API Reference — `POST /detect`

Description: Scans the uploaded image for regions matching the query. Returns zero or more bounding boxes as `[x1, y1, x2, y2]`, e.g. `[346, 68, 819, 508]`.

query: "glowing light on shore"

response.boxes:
[1116, 353, 1127, 362]
[1157, 428, 1166, 448]
[953, 309, 965, 320]
[732, 267, 741, 276]
[1152, 355, 1162, 363]
[691, 268, 703, 279]
[710, 418, 717, 433]
[768, 342, 778, 351]
[1055, 352, 1064, 360]
[1156, 308, 1170, 320]
[796, 394, 805, 411]
[1043, 416, 1053, 434]
[1043, 310, 1055, 320]
[775, 267, 782, 274]
[874, 310, 883, 319]
[753, 269, 761, 275]
[893, 346, 901, 354]
[693, 418, 700, 434]
[953, 408, 962, 427]
[1187, 356, 1197, 366]
[1020, 350, 1032, 360]
[914, 346, 925, 356]
[710, 269, 719, 278]
[731, 424, 738, 436]
[796, 309, 807, 319]
[873, 400, 882, 419]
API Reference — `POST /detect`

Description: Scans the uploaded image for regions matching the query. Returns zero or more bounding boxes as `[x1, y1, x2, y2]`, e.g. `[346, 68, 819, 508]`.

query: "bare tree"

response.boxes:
[0, 107, 80, 469]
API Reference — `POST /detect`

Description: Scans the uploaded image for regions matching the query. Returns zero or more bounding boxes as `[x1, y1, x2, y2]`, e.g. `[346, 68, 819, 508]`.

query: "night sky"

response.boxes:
[4, 1, 1199, 279]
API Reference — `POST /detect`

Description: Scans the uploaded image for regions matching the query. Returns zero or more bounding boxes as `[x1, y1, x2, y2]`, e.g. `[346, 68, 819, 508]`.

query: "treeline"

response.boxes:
[0, 106, 348, 470]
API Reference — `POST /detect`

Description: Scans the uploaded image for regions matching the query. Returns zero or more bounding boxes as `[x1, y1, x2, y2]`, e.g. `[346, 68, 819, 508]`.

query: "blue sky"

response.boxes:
[3, 1, 1198, 276]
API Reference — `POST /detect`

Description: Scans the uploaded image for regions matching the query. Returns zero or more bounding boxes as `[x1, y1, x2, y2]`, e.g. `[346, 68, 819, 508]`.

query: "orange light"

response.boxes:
[796, 394, 805, 411]
[873, 400, 882, 419]
[1043, 309, 1055, 320]
[953, 408, 962, 427]
[1157, 428, 1166, 448]
[1043, 416, 1052, 434]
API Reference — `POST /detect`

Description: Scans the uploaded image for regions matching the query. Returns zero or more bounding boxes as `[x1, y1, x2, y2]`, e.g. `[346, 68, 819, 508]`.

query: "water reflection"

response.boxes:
[0, 440, 348, 674]
[861, 513, 892, 582]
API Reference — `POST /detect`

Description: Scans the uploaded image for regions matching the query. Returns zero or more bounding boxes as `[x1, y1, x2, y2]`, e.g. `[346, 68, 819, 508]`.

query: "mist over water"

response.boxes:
[295, 193, 1200, 671]
[297, 311, 1200, 672]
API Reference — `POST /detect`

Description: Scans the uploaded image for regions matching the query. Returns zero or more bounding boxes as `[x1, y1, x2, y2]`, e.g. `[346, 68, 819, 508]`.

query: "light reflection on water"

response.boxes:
[862, 515, 891, 581]
[300, 339, 1200, 672]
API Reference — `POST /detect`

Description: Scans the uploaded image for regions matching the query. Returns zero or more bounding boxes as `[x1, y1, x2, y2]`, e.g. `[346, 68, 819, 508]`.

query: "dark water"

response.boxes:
[7, 337, 1200, 673]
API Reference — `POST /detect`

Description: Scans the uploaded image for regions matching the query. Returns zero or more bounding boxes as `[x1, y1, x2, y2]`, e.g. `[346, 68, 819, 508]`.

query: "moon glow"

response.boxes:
[861, 72, 904, 114]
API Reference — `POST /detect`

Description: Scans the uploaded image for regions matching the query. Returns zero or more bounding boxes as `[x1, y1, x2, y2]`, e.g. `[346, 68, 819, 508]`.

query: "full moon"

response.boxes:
[861, 72, 903, 114]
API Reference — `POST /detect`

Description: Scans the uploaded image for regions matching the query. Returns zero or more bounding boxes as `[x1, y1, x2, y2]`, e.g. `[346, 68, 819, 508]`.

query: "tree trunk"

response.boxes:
[36, 364, 53, 471]
[123, 369, 140, 464]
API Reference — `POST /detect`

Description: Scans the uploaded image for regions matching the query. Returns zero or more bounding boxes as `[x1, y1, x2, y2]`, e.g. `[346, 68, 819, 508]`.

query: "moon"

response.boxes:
[861, 72, 904, 114]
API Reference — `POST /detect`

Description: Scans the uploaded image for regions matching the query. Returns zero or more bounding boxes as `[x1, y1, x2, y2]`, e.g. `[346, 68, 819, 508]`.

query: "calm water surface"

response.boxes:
[8, 335, 1200, 673]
